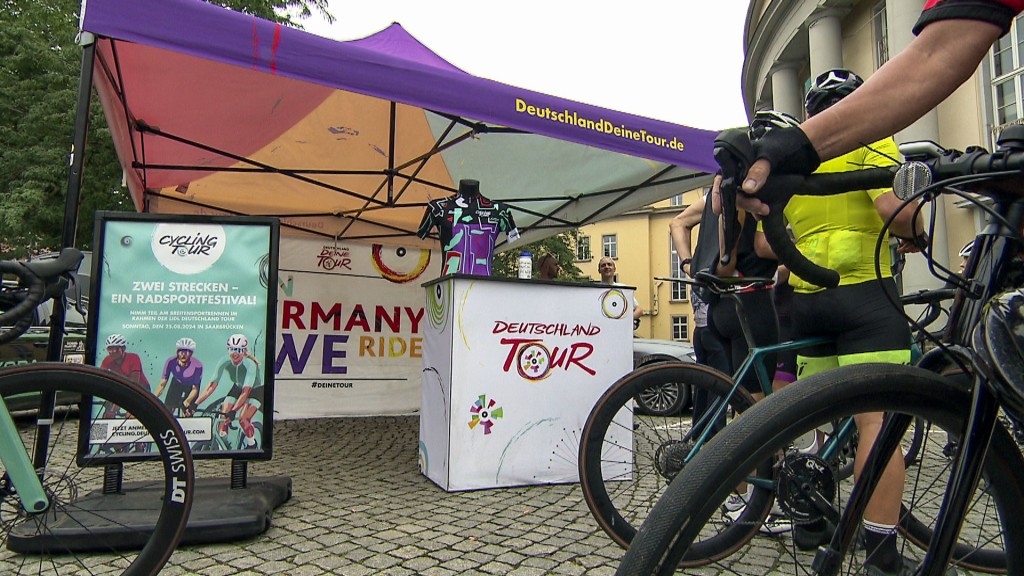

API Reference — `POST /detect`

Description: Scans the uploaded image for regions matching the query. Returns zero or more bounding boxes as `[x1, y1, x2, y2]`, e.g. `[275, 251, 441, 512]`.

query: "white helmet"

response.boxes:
[105, 334, 127, 348]
[959, 240, 974, 259]
[749, 109, 801, 140]
[176, 337, 196, 352]
[227, 334, 249, 349]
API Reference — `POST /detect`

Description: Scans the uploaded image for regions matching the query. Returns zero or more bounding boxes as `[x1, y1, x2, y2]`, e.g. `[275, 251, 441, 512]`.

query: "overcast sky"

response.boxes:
[299, 1, 750, 131]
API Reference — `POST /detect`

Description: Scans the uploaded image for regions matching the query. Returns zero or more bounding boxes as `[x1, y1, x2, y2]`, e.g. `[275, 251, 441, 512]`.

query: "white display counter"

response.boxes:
[418, 274, 633, 491]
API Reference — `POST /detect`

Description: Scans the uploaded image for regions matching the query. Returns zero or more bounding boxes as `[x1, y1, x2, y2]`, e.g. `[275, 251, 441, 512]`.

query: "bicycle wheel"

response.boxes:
[579, 362, 763, 551]
[618, 363, 1024, 576]
[0, 364, 194, 576]
[834, 415, 927, 480]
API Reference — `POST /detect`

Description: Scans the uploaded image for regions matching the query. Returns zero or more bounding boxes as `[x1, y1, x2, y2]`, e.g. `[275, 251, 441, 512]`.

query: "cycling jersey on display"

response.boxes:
[417, 193, 519, 277]
[915, 0, 1024, 34]
[782, 137, 899, 293]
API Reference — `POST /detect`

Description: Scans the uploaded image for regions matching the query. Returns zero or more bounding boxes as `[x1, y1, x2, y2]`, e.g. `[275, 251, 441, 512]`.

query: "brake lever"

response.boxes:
[713, 129, 756, 266]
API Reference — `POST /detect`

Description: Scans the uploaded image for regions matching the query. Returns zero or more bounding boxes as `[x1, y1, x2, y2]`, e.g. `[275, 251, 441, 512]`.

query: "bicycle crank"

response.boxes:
[776, 451, 838, 523]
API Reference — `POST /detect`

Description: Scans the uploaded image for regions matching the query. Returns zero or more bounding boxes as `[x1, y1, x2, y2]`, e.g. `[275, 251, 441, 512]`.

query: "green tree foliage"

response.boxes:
[0, 0, 330, 258]
[491, 231, 584, 281]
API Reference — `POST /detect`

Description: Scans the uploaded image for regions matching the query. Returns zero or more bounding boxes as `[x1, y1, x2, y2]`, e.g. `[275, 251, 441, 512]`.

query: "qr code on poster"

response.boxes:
[89, 422, 109, 442]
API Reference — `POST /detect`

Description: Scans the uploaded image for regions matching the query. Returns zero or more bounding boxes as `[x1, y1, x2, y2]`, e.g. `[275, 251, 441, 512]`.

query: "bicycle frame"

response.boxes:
[0, 392, 50, 513]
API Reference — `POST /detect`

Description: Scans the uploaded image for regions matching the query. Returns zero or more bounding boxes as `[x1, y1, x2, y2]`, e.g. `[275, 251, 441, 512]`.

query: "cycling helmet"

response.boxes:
[974, 288, 1024, 422]
[805, 69, 864, 117]
[749, 110, 802, 140]
[959, 240, 975, 259]
[105, 334, 127, 348]
[176, 337, 196, 352]
[227, 334, 249, 349]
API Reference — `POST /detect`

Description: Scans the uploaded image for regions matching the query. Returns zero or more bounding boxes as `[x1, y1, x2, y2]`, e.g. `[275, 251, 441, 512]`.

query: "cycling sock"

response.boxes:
[862, 520, 900, 571]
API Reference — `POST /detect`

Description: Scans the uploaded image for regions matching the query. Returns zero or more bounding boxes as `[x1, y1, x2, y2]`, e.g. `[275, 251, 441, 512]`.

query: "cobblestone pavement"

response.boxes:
[154, 416, 1002, 576]
[162, 416, 625, 576]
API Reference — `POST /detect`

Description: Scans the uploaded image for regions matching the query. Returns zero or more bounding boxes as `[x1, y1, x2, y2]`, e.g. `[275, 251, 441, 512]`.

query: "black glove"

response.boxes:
[752, 126, 821, 176]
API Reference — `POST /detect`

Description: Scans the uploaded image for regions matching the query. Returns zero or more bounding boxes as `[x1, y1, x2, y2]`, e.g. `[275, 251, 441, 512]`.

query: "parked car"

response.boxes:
[631, 337, 696, 416]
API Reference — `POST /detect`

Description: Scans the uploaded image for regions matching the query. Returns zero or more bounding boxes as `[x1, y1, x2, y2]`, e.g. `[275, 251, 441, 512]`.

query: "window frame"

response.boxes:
[602, 234, 618, 259]
[671, 315, 690, 342]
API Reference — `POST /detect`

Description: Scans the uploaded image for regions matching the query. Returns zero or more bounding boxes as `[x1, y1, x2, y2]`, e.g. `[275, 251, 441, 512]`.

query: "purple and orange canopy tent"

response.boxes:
[76, 0, 719, 247]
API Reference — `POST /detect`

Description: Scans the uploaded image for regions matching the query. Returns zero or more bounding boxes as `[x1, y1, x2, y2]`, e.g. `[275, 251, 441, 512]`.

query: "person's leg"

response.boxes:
[830, 280, 914, 573]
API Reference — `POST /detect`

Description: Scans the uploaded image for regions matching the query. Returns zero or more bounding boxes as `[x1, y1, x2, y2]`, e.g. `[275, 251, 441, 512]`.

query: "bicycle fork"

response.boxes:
[0, 398, 50, 513]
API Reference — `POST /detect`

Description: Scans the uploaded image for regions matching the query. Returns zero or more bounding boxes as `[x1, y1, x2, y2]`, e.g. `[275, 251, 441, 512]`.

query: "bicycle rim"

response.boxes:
[617, 363, 1024, 576]
[0, 364, 194, 576]
[578, 362, 758, 551]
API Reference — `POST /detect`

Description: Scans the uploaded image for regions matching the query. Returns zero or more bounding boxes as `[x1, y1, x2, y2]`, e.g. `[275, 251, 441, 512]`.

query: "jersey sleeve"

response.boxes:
[914, 0, 1020, 35]
[496, 202, 520, 242]
[416, 206, 435, 239]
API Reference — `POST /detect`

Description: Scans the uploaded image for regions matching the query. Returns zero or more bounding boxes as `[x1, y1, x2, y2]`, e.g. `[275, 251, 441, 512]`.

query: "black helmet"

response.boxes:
[749, 110, 801, 140]
[974, 288, 1024, 421]
[805, 69, 864, 117]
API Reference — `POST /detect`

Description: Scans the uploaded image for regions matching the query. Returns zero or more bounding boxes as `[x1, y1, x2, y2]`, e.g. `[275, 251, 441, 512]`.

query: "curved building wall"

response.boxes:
[741, 0, 990, 281]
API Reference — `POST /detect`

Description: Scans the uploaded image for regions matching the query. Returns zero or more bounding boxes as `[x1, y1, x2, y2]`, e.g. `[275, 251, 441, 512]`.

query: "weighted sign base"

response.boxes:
[8, 475, 291, 553]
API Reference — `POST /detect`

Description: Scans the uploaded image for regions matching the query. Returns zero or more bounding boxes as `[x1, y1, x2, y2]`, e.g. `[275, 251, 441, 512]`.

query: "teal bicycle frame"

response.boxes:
[0, 396, 50, 513]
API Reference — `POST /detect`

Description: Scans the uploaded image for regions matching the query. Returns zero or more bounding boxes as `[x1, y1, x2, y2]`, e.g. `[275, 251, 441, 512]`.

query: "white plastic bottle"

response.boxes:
[518, 251, 532, 279]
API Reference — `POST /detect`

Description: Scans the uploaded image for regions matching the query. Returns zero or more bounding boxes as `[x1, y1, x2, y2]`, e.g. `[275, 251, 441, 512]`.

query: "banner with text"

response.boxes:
[274, 237, 439, 418]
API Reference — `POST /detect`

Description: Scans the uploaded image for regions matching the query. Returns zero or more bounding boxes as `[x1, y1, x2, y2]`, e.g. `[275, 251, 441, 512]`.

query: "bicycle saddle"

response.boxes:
[694, 270, 774, 293]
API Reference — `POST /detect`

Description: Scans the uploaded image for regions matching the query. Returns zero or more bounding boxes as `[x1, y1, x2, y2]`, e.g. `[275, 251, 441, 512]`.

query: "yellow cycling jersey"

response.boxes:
[783, 137, 899, 293]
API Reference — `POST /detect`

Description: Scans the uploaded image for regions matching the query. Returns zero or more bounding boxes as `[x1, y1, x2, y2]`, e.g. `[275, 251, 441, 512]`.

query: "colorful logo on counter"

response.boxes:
[599, 289, 628, 319]
[517, 342, 552, 381]
[371, 244, 431, 284]
[468, 395, 503, 435]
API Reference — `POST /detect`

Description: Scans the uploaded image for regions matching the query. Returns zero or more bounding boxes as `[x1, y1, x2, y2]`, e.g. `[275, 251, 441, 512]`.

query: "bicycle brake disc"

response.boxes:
[776, 452, 837, 522]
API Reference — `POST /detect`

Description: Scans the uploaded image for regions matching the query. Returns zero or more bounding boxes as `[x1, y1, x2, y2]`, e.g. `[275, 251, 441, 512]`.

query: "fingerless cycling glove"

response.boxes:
[754, 126, 822, 175]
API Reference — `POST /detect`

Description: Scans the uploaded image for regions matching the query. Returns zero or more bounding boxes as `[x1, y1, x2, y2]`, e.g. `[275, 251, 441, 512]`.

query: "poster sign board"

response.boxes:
[84, 212, 278, 461]
[418, 275, 633, 491]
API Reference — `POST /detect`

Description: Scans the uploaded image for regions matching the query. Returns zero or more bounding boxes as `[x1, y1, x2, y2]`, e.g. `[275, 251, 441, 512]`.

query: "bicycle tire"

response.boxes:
[578, 362, 766, 553]
[0, 363, 195, 576]
[617, 363, 1024, 576]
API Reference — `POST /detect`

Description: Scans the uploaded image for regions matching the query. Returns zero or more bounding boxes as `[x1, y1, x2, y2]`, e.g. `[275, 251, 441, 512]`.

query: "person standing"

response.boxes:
[751, 71, 930, 574]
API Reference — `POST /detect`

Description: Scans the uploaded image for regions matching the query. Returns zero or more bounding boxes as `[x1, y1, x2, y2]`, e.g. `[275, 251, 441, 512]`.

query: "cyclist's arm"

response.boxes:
[230, 387, 253, 413]
[669, 195, 704, 276]
[740, 18, 1003, 212]
[754, 230, 776, 260]
[874, 191, 925, 241]
[154, 378, 167, 398]
[195, 381, 217, 406]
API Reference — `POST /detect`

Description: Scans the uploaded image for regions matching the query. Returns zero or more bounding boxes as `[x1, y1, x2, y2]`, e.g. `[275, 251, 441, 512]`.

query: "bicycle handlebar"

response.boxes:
[714, 128, 1024, 289]
[0, 248, 84, 344]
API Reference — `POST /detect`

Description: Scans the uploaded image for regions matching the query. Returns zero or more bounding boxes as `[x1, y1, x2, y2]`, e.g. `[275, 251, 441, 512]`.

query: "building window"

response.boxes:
[668, 235, 687, 301]
[672, 315, 690, 342]
[576, 235, 592, 261]
[989, 14, 1024, 141]
[872, 2, 889, 69]
[669, 194, 683, 207]
[602, 234, 618, 259]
